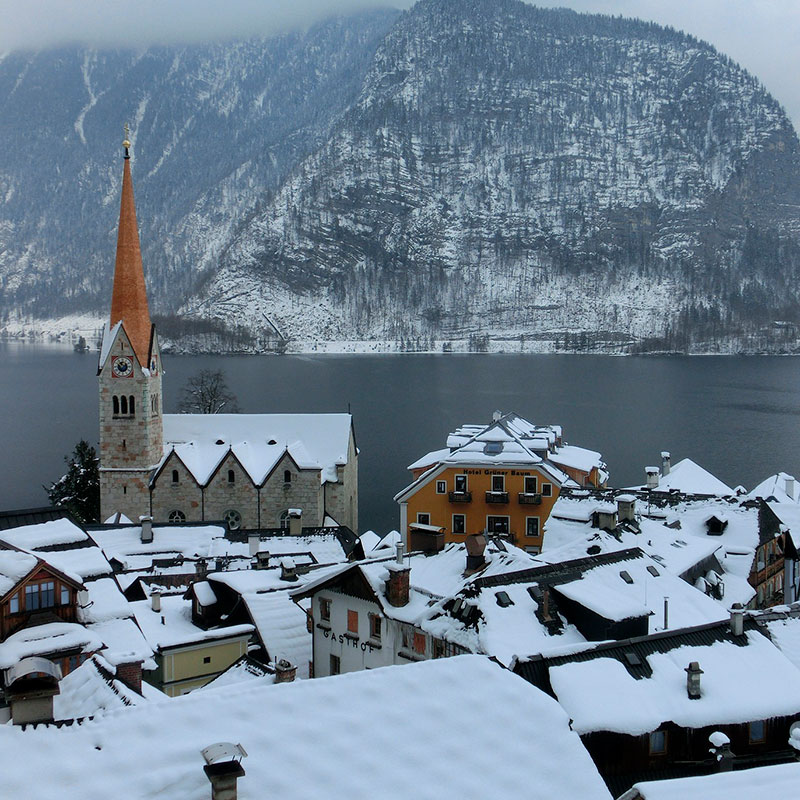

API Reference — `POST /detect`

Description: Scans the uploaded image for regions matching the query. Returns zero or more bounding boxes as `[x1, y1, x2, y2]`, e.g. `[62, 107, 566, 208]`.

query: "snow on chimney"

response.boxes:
[646, 466, 660, 489]
[661, 452, 671, 476]
[140, 515, 153, 543]
[201, 743, 247, 800]
[685, 661, 703, 699]
[288, 508, 302, 536]
[248, 533, 260, 558]
[274, 659, 297, 683]
[492, 410, 503, 422]
[151, 589, 161, 613]
[709, 731, 734, 772]
[280, 557, 298, 582]
[386, 543, 410, 607]
[616, 494, 636, 522]
[730, 603, 744, 636]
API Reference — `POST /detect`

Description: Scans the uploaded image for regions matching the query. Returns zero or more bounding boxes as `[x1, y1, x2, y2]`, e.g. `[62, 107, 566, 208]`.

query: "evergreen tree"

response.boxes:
[47, 440, 100, 524]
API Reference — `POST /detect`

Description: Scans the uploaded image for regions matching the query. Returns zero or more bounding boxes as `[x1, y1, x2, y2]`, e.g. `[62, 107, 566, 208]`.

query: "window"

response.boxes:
[168, 509, 186, 523]
[454, 475, 467, 493]
[203, 656, 211, 664]
[487, 516, 509, 534]
[541, 483, 552, 497]
[491, 474, 505, 492]
[413, 631, 427, 655]
[320, 598, 331, 622]
[452, 514, 466, 534]
[347, 609, 359, 634]
[369, 613, 382, 641]
[280, 510, 291, 529]
[120, 395, 128, 415]
[227, 469, 235, 484]
[60, 585, 70, 606]
[284, 470, 292, 484]
[172, 469, 179, 484]
[649, 730, 667, 755]
[524, 475, 538, 494]
[330, 654, 340, 675]
[749, 720, 766, 743]
[9, 593, 19, 614]
[436, 480, 447, 494]
[526, 517, 540, 538]
[223, 509, 242, 530]
[417, 512, 431, 525]
[25, 581, 55, 611]
[112, 396, 119, 415]
[129, 395, 135, 416]
[121, 439, 126, 450]
[433, 638, 459, 659]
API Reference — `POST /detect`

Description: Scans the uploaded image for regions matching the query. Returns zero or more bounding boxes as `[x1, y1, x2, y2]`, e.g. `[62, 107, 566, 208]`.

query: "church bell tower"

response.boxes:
[98, 128, 163, 522]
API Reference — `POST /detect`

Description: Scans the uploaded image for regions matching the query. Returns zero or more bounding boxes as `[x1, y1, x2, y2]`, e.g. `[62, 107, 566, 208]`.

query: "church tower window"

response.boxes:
[113, 396, 119, 415]
[129, 395, 135, 416]
[120, 396, 128, 415]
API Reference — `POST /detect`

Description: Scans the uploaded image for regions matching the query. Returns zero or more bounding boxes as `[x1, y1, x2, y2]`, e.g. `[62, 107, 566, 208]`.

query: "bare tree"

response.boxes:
[178, 369, 240, 414]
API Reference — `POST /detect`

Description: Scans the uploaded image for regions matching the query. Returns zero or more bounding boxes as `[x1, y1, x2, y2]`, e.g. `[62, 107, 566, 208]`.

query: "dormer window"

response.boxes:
[25, 581, 55, 611]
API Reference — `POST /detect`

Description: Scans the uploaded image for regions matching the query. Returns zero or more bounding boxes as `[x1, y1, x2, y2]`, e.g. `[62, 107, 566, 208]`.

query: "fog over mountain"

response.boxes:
[2, 0, 800, 352]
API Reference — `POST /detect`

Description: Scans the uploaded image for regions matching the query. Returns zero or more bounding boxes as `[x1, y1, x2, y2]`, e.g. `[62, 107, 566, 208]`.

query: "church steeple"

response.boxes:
[110, 125, 152, 367]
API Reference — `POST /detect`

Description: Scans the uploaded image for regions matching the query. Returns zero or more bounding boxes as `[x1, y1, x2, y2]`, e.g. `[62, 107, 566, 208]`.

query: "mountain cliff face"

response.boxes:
[3, 0, 800, 351]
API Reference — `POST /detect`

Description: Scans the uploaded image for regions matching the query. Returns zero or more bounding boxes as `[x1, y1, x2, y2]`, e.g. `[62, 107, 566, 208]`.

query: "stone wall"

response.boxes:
[259, 453, 323, 528]
[150, 452, 203, 522]
[324, 428, 358, 530]
[203, 452, 259, 529]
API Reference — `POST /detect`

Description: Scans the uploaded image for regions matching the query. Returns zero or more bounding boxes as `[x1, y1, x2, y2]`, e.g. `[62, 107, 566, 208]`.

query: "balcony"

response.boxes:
[485, 491, 509, 504]
[448, 491, 472, 503]
[518, 492, 542, 505]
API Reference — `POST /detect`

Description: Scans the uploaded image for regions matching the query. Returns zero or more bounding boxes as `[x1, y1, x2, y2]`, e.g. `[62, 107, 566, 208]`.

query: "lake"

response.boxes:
[2, 342, 800, 533]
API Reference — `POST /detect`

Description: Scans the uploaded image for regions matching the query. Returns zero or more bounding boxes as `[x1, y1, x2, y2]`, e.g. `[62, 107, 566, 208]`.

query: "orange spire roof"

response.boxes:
[110, 140, 152, 366]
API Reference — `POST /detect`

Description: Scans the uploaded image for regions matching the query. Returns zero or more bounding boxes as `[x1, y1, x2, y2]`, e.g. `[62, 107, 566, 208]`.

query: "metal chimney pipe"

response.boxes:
[140, 515, 153, 544]
[396, 541, 405, 564]
[151, 590, 161, 613]
[248, 533, 260, 558]
[730, 602, 744, 636]
[663, 596, 669, 630]
[661, 451, 671, 476]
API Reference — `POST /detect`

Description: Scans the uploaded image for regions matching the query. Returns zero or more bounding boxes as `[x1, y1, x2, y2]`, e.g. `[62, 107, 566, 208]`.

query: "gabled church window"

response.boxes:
[228, 470, 235, 484]
[172, 470, 179, 484]
[284, 470, 292, 484]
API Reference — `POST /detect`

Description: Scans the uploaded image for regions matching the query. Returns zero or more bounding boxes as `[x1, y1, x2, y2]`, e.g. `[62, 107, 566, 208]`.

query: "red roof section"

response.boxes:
[109, 154, 152, 366]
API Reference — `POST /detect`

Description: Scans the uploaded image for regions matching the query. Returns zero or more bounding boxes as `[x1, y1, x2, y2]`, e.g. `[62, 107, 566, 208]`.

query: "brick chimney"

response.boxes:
[274, 659, 297, 683]
[115, 659, 143, 695]
[386, 543, 410, 607]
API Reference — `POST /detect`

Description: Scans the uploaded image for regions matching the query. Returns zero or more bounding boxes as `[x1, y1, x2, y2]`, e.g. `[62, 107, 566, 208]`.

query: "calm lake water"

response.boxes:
[2, 342, 800, 533]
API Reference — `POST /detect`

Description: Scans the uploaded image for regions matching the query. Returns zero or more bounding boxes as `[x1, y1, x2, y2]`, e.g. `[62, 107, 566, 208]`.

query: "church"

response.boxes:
[97, 134, 358, 531]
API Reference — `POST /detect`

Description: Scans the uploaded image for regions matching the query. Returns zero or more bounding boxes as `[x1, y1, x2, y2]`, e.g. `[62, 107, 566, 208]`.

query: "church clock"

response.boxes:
[112, 355, 133, 378]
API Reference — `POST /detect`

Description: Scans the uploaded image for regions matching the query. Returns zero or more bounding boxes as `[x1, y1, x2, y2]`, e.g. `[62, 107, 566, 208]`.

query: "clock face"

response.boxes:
[112, 355, 133, 378]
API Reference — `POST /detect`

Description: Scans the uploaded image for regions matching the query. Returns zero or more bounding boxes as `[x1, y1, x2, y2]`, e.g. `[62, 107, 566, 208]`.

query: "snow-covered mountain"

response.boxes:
[3, 0, 800, 352]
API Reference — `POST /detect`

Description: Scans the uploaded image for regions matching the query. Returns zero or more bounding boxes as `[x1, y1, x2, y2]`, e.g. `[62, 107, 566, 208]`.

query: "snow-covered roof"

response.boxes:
[0, 622, 104, 669]
[755, 605, 800, 672]
[0, 549, 39, 597]
[549, 445, 604, 474]
[635, 458, 734, 496]
[160, 413, 353, 486]
[747, 472, 800, 504]
[623, 762, 800, 800]
[97, 320, 122, 371]
[0, 656, 612, 799]
[131, 595, 253, 651]
[548, 629, 800, 735]
[199, 654, 274, 691]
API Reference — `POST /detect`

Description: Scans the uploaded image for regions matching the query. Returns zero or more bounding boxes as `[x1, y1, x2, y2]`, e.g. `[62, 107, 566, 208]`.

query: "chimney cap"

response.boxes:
[661, 451, 671, 459]
[645, 466, 660, 474]
[685, 661, 703, 675]
[201, 742, 248, 766]
[465, 533, 487, 557]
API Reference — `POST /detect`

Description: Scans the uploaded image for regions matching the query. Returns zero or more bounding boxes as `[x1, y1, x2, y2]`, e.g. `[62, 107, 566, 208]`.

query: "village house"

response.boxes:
[97, 138, 358, 530]
[512, 612, 800, 796]
[395, 411, 606, 554]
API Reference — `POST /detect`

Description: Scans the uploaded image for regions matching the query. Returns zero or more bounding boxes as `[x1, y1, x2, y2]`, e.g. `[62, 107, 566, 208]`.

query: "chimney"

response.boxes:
[151, 590, 161, 613]
[663, 596, 669, 630]
[140, 515, 153, 544]
[730, 602, 745, 636]
[786, 475, 796, 500]
[248, 534, 260, 558]
[115, 659, 143, 695]
[196, 557, 208, 577]
[616, 494, 636, 522]
[386, 543, 410, 607]
[274, 659, 297, 684]
[5, 659, 62, 725]
[646, 467, 660, 489]
[280, 557, 298, 582]
[685, 661, 703, 699]
[540, 585, 551, 621]
[254, 551, 270, 570]
[492, 410, 503, 422]
[709, 731, 734, 772]
[661, 452, 671, 476]
[464, 534, 487, 573]
[201, 743, 247, 800]
[288, 509, 302, 536]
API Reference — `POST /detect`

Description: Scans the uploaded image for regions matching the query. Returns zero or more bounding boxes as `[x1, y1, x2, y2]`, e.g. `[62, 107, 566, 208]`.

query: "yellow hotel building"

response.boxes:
[395, 412, 607, 554]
